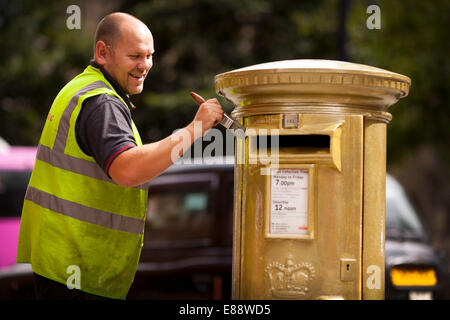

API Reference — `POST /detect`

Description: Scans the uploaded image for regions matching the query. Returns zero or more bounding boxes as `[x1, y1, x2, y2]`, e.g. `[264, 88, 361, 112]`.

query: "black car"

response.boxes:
[385, 174, 449, 300]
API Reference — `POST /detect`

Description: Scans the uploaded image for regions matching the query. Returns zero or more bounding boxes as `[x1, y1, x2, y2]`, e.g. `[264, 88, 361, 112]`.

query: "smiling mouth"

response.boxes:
[129, 73, 145, 81]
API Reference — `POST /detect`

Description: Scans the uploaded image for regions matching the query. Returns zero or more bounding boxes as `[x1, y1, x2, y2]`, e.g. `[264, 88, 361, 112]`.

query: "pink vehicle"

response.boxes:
[0, 144, 37, 269]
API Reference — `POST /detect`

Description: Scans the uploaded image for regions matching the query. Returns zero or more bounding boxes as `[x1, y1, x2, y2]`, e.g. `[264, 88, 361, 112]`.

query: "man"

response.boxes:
[16, 12, 224, 300]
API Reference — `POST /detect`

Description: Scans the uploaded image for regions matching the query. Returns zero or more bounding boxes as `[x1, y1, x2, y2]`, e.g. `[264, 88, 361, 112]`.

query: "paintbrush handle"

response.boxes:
[190, 92, 206, 105]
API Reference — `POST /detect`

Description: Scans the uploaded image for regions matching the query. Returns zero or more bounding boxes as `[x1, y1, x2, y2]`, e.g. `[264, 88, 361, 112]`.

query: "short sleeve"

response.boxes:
[75, 94, 138, 178]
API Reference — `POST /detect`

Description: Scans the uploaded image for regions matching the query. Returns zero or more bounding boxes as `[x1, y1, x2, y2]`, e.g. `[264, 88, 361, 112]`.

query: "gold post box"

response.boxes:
[214, 60, 411, 300]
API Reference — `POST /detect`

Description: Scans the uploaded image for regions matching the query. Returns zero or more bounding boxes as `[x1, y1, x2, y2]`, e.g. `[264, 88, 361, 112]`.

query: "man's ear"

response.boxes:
[94, 40, 108, 66]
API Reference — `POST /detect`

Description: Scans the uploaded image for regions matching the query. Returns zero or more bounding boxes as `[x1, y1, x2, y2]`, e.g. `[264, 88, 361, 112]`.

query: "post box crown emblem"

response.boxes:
[265, 254, 316, 298]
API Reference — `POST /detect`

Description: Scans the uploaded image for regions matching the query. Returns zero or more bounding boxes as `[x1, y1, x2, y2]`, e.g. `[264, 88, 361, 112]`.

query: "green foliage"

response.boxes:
[122, 0, 340, 141]
[0, 0, 92, 145]
[347, 0, 450, 165]
[0, 0, 448, 167]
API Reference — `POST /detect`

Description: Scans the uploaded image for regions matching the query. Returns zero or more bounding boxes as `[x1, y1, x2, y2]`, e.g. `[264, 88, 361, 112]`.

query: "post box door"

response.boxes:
[237, 114, 364, 300]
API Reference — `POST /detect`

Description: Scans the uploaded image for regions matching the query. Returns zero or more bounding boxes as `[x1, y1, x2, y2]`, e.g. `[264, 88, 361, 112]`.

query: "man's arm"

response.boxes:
[108, 98, 223, 187]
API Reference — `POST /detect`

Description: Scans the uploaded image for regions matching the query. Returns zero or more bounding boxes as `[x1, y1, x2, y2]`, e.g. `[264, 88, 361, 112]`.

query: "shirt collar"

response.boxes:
[90, 60, 136, 110]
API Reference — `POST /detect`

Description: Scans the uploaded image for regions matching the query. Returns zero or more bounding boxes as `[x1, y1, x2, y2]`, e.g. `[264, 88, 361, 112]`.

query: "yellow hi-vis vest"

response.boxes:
[17, 65, 148, 299]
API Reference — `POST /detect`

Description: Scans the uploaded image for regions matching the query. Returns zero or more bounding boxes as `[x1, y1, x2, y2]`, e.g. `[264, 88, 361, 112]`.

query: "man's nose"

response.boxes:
[138, 57, 152, 71]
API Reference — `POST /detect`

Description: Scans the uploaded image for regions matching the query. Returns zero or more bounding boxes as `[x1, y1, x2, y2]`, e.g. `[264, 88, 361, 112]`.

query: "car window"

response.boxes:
[145, 190, 213, 244]
[386, 176, 425, 239]
[386, 196, 424, 234]
[0, 170, 31, 217]
[223, 179, 234, 246]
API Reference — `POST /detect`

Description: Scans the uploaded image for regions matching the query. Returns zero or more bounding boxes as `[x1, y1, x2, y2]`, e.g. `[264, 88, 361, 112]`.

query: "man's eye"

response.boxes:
[129, 55, 139, 59]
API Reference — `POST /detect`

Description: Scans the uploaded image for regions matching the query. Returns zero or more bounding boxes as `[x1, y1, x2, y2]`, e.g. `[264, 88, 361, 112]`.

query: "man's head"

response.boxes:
[94, 12, 154, 95]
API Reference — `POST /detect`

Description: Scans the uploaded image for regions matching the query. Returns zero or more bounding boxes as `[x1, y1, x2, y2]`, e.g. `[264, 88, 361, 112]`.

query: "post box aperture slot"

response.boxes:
[247, 118, 343, 171]
[250, 134, 331, 155]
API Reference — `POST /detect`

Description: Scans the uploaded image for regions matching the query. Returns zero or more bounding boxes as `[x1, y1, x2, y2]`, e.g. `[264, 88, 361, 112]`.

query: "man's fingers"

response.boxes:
[189, 92, 225, 132]
[201, 101, 223, 118]
[205, 98, 219, 104]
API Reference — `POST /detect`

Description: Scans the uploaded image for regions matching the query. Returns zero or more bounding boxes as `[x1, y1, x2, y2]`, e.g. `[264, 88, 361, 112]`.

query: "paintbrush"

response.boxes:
[189, 92, 246, 136]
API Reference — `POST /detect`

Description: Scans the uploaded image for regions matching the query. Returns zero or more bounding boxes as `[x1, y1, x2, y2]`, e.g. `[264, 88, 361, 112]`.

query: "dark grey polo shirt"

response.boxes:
[75, 61, 138, 178]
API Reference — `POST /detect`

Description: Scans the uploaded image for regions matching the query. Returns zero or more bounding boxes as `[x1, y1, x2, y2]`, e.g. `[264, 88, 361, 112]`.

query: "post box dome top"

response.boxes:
[217, 59, 408, 80]
[215, 59, 411, 123]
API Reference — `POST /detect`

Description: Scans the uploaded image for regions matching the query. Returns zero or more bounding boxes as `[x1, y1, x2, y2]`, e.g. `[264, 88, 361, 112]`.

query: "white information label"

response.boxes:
[270, 168, 309, 234]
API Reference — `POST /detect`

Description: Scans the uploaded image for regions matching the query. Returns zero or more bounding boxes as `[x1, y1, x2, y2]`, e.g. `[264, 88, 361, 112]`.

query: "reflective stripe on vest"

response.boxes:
[36, 143, 147, 191]
[25, 186, 145, 235]
[53, 81, 109, 153]
[17, 66, 148, 299]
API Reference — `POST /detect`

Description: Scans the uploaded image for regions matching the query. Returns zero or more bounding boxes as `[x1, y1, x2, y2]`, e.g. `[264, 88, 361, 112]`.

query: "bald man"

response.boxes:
[17, 12, 224, 300]
[91, 12, 223, 186]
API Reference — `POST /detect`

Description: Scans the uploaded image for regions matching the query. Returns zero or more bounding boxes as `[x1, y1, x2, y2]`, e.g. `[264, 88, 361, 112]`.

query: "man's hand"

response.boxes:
[190, 92, 224, 136]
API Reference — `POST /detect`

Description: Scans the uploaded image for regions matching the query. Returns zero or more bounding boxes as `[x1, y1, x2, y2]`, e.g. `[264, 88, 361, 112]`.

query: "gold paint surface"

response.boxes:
[215, 59, 410, 123]
[219, 60, 410, 300]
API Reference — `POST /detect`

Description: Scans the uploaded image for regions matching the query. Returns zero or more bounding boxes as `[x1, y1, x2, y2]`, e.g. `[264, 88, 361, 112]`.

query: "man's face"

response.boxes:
[102, 24, 154, 95]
